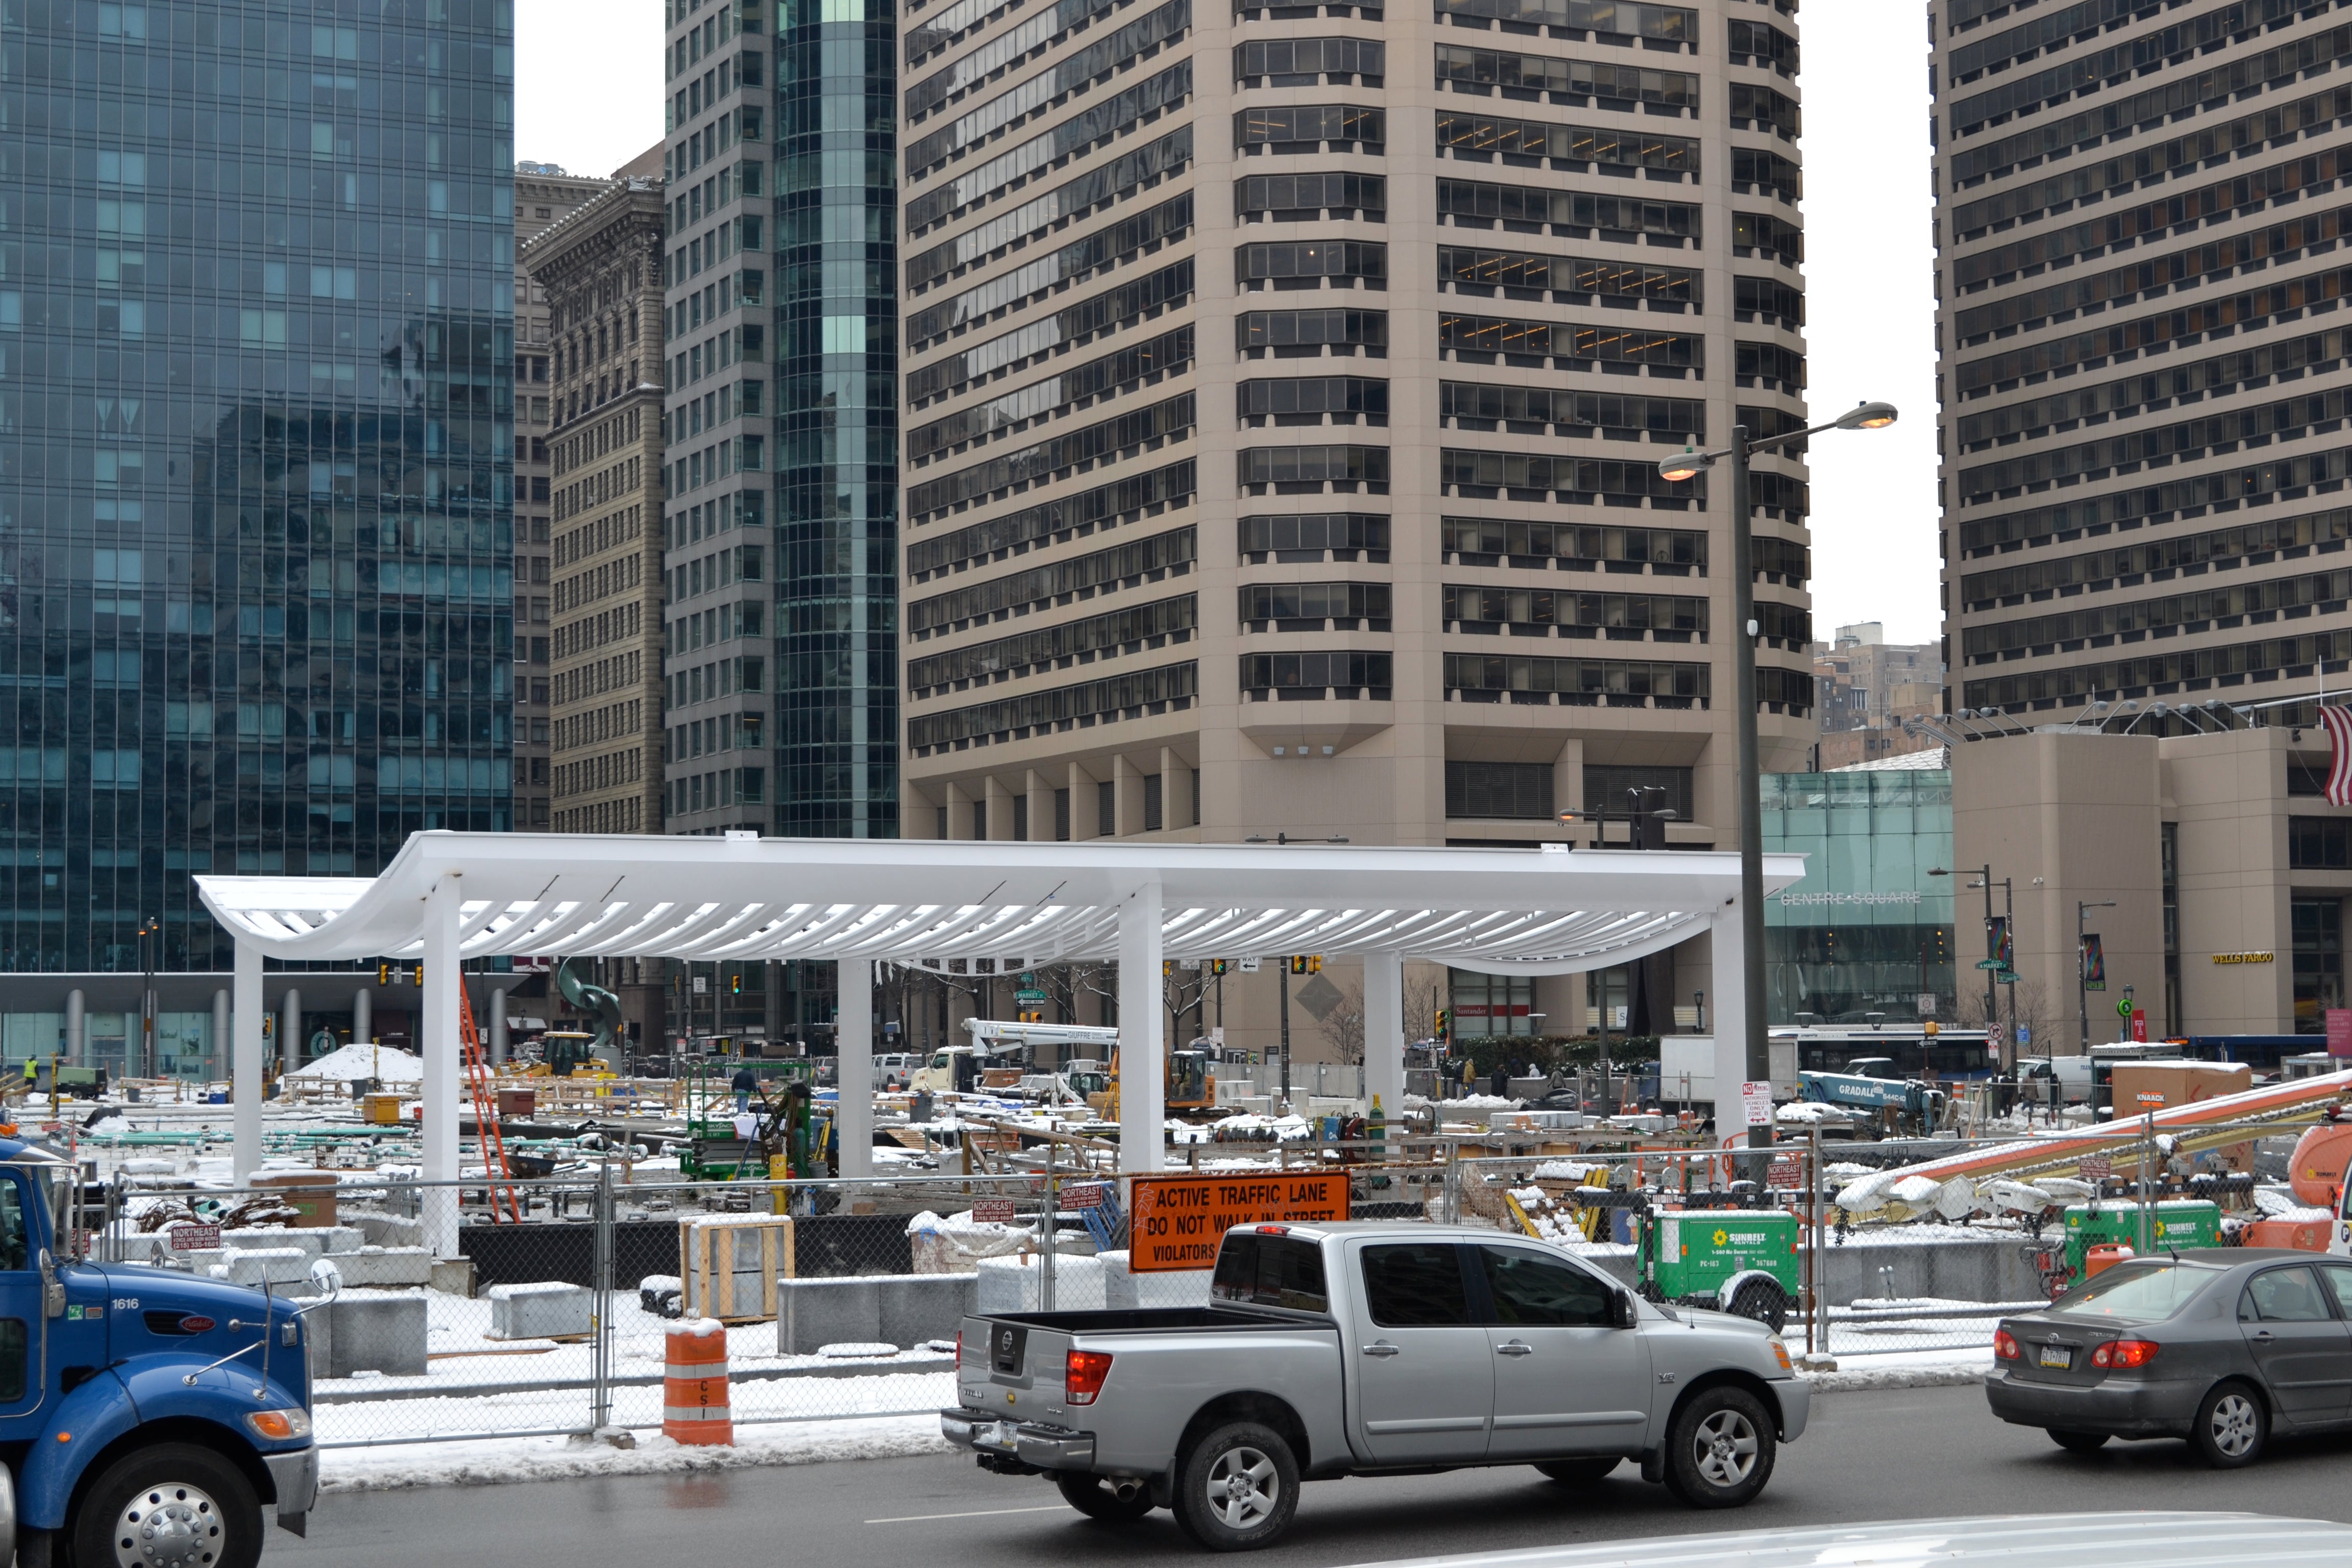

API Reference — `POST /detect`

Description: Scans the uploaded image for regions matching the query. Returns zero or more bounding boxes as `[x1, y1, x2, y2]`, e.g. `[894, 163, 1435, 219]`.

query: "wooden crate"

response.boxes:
[360, 1093, 405, 1125]
[680, 1215, 795, 1322]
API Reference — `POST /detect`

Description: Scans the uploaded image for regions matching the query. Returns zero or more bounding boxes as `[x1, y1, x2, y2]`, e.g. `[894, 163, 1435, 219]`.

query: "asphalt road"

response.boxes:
[276, 1384, 2352, 1568]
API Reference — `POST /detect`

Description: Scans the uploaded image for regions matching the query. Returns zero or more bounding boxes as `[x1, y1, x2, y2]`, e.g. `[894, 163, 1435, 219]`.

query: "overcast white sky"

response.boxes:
[514, 0, 1943, 644]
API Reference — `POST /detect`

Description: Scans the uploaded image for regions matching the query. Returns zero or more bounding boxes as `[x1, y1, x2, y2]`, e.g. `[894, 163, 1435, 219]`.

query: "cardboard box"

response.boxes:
[254, 1173, 337, 1228]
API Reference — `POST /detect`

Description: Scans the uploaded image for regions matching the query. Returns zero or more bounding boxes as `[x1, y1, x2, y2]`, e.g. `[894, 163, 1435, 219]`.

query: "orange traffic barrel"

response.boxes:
[2085, 1243, 2135, 1278]
[664, 1320, 733, 1446]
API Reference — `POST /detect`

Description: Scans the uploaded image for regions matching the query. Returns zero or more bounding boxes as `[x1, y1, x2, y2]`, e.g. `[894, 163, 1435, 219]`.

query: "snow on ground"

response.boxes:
[318, 1413, 954, 1492]
[1802, 1346, 1992, 1394]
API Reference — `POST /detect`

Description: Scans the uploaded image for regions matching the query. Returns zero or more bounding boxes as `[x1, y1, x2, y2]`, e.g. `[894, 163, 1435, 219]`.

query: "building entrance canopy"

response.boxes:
[197, 832, 1800, 1256]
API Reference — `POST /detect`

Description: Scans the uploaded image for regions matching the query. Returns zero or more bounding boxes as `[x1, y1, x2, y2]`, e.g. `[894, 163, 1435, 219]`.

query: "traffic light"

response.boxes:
[1209, 959, 1230, 976]
[1018, 1010, 1044, 1023]
[377, 963, 390, 986]
[1434, 1007, 1450, 1042]
[1288, 955, 1322, 974]
[729, 972, 743, 995]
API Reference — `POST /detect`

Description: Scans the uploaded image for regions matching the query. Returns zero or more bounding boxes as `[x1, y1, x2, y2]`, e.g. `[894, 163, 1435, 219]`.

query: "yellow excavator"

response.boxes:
[1090, 1042, 1216, 1120]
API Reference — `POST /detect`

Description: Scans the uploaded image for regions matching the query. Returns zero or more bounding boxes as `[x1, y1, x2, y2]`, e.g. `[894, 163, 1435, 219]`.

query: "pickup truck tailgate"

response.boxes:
[963, 1316, 1072, 1414]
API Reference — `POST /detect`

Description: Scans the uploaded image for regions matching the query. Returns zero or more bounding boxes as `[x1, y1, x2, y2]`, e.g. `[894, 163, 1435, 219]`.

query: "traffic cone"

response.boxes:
[664, 1319, 733, 1446]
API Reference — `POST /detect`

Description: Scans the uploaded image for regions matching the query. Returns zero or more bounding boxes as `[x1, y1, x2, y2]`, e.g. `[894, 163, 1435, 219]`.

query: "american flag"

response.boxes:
[2322, 705, 2352, 805]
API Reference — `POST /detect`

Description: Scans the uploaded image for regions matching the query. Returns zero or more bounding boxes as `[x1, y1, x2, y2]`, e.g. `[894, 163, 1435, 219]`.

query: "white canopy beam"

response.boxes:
[196, 834, 1807, 1182]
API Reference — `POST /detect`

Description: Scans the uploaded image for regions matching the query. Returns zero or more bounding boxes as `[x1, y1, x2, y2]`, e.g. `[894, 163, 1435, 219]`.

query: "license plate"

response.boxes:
[2038, 1344, 2073, 1370]
[992, 1420, 1018, 1448]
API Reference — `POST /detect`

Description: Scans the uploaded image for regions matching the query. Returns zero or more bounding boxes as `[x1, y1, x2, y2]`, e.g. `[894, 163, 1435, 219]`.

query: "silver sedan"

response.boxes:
[1986, 1248, 2352, 1466]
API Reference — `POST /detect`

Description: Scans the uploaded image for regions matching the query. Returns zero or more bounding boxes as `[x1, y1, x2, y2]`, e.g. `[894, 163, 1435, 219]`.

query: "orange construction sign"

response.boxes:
[1128, 1171, 1350, 1272]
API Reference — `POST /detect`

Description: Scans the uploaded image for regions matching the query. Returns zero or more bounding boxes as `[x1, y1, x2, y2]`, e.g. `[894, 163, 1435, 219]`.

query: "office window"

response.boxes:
[1144, 774, 1164, 832]
[1055, 788, 1072, 842]
[1099, 780, 1117, 837]
[1445, 761, 1552, 820]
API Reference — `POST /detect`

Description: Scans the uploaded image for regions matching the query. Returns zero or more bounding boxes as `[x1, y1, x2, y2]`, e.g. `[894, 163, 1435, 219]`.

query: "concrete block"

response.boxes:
[429, 1257, 476, 1297]
[878, 1272, 976, 1351]
[487, 1281, 593, 1340]
[353, 1213, 424, 1249]
[224, 1247, 312, 1289]
[975, 1253, 1105, 1314]
[331, 1248, 433, 1288]
[313, 1226, 364, 1257]
[325, 1292, 428, 1378]
[222, 1227, 325, 1259]
[1100, 1252, 1211, 1310]
[779, 1276, 881, 1357]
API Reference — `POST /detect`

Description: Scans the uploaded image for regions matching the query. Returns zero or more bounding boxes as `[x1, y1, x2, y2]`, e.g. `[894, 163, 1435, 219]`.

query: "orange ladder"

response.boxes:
[460, 981, 520, 1223]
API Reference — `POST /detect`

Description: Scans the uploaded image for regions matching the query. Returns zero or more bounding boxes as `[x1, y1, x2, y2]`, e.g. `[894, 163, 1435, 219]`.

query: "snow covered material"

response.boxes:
[317, 1414, 954, 1492]
[673, 1317, 727, 1338]
[288, 1043, 424, 1083]
[818, 1342, 897, 1359]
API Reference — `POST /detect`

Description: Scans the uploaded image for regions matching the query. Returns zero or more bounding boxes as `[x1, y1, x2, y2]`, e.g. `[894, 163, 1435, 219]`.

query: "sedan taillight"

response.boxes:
[2093, 1338, 2159, 1370]
[1994, 1329, 2021, 1362]
[1066, 1349, 1114, 1406]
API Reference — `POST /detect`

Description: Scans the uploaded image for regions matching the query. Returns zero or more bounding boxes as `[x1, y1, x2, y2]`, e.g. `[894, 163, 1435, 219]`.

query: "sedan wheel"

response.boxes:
[2192, 1382, 2267, 1468]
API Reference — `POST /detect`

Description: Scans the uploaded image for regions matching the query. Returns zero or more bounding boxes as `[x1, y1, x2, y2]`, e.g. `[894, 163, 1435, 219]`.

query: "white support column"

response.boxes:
[487, 988, 507, 1067]
[422, 875, 461, 1258]
[210, 989, 230, 1086]
[1363, 951, 1404, 1118]
[353, 986, 372, 1047]
[1117, 878, 1165, 1172]
[63, 989, 84, 1067]
[233, 941, 263, 1182]
[836, 959, 874, 1178]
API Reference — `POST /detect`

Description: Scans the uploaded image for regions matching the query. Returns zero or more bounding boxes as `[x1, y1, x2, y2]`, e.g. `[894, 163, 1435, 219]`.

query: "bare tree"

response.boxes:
[1403, 973, 1442, 1044]
[1953, 976, 2059, 1059]
[1164, 962, 1211, 1045]
[1319, 981, 1368, 1065]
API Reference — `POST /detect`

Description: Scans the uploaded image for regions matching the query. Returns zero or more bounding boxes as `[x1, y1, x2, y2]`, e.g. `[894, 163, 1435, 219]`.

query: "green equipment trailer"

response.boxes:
[2060, 1200, 2223, 1275]
[1635, 1207, 1802, 1332]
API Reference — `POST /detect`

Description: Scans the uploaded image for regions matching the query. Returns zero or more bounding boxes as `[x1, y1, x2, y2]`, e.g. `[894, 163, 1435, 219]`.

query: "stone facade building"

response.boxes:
[523, 150, 671, 838]
[512, 164, 618, 831]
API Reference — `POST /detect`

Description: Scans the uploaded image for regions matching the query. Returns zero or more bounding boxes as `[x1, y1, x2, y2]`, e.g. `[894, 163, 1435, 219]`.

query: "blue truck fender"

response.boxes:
[17, 1370, 144, 1530]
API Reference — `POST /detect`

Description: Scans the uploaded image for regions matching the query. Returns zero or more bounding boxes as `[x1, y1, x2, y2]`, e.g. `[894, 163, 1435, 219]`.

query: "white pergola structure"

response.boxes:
[198, 832, 1802, 1257]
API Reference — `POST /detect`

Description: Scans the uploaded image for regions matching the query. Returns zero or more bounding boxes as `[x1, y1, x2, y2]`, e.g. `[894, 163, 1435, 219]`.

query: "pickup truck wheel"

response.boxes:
[1664, 1387, 1775, 1509]
[72, 1442, 263, 1568]
[1056, 1472, 1155, 1522]
[1534, 1458, 1619, 1486]
[1726, 1279, 1790, 1335]
[1172, 1421, 1298, 1552]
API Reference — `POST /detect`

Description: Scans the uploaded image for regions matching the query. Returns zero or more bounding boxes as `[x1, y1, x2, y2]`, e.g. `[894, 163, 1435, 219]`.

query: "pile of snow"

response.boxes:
[288, 1043, 424, 1084]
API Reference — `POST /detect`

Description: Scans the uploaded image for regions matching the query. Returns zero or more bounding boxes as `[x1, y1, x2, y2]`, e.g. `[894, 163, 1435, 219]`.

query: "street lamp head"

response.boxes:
[1835, 400, 1900, 431]
[1657, 448, 1712, 482]
[1927, 867, 1952, 877]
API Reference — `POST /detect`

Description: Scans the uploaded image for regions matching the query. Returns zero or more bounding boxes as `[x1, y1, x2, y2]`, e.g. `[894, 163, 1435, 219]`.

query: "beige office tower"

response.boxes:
[894, 0, 1815, 1035]
[1933, 6, 2352, 1042]
[523, 151, 671, 836]
[512, 165, 618, 830]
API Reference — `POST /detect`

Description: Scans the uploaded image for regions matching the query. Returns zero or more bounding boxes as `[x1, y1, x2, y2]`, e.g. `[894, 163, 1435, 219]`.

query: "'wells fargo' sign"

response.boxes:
[1128, 1172, 1350, 1272]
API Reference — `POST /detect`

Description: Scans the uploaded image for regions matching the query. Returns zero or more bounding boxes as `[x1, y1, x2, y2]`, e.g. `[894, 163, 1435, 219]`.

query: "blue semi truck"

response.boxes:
[0, 1135, 323, 1567]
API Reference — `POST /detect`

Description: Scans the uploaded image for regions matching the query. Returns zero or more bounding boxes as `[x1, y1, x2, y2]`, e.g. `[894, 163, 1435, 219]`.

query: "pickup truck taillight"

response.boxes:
[1066, 1350, 1113, 1406]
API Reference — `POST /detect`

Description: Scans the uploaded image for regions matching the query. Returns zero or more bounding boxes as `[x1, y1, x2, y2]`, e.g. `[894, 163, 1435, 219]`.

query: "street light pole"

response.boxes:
[1660, 401, 1898, 1152]
[2079, 899, 2116, 1055]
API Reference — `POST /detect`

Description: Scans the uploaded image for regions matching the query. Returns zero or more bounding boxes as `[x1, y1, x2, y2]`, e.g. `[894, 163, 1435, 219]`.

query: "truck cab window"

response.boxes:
[0, 1180, 24, 1271]
[1212, 1234, 1328, 1312]
[1478, 1245, 1613, 1328]
[1362, 1242, 1469, 1327]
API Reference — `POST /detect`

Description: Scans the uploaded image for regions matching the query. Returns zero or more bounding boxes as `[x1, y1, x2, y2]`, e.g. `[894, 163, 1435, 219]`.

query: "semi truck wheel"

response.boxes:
[1663, 1387, 1775, 1509]
[72, 1442, 263, 1568]
[1171, 1420, 1298, 1551]
[1056, 1472, 1155, 1522]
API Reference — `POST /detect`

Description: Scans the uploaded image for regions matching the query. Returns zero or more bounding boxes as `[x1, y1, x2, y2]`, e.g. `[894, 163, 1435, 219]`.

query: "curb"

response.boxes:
[1803, 1364, 1989, 1394]
[318, 1417, 954, 1493]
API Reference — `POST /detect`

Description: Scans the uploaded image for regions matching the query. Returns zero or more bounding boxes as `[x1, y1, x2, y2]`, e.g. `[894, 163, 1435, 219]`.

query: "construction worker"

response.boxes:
[731, 1063, 757, 1115]
[17, 1059, 33, 1100]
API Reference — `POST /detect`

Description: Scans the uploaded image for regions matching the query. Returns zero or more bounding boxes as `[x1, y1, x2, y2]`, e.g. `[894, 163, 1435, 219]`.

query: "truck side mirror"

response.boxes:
[1613, 1289, 1638, 1330]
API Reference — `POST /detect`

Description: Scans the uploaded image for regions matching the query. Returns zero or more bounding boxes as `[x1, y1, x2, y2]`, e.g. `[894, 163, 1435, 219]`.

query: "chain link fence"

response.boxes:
[92, 1115, 2294, 1443]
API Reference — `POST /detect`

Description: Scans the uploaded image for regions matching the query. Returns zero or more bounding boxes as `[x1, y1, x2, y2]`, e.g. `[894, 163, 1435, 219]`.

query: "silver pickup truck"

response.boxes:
[942, 1220, 1810, 1551]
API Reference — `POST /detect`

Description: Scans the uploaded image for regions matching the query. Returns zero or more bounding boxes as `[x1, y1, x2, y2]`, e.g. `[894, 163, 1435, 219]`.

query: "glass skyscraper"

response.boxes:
[661, 0, 896, 843]
[0, 0, 515, 972]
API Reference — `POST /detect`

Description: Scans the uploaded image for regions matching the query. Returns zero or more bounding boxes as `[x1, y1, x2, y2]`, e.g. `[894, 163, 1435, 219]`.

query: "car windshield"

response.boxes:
[2048, 1261, 2211, 1322]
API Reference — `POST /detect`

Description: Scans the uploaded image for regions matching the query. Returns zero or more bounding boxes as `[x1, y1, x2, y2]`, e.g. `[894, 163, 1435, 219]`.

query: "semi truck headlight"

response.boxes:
[246, 1409, 312, 1441]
